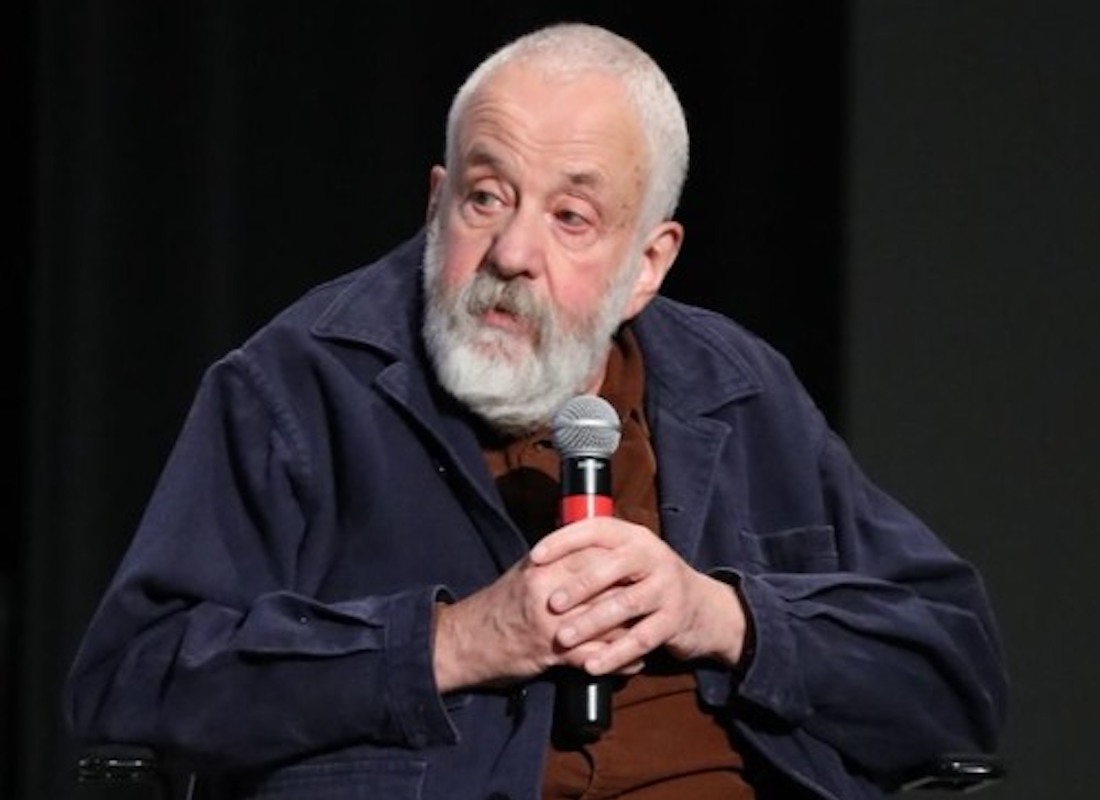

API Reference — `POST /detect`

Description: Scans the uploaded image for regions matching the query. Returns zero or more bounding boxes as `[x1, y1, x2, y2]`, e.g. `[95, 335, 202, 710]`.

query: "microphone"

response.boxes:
[549, 394, 622, 745]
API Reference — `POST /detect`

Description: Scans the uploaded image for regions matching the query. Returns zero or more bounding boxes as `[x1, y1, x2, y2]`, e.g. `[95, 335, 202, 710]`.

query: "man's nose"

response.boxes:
[487, 207, 546, 279]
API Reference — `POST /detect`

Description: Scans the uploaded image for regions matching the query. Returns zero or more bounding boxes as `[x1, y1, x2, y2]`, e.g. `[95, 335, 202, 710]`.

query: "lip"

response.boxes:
[480, 307, 526, 334]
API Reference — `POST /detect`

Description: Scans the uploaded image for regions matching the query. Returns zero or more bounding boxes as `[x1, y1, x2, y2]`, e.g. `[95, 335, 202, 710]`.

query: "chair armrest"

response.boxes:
[75, 743, 195, 799]
[75, 744, 162, 785]
[899, 752, 1006, 793]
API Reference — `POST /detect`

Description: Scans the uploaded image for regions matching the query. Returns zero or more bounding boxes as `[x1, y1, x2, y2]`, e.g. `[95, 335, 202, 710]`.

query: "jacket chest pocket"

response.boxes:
[738, 524, 839, 573]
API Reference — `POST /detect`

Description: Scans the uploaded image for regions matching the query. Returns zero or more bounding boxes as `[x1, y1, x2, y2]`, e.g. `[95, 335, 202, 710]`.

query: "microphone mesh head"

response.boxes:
[551, 395, 622, 458]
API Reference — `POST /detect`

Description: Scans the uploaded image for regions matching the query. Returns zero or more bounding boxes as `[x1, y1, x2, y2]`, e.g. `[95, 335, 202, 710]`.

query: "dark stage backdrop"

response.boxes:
[11, 5, 847, 799]
[15, 4, 1100, 799]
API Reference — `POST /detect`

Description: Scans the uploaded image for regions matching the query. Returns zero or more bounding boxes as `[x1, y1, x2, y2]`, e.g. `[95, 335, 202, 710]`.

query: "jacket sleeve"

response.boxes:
[715, 425, 1008, 780]
[64, 352, 458, 771]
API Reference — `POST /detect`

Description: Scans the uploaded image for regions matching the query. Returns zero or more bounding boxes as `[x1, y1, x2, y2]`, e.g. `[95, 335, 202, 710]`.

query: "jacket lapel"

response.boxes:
[630, 300, 764, 561]
[376, 361, 533, 573]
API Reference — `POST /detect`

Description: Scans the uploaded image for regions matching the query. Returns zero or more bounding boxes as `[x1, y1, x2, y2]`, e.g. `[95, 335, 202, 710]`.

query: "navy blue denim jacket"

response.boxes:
[65, 229, 1007, 799]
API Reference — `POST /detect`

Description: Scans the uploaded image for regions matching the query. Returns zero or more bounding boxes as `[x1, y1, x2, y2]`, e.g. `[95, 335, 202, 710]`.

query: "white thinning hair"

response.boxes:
[443, 22, 690, 230]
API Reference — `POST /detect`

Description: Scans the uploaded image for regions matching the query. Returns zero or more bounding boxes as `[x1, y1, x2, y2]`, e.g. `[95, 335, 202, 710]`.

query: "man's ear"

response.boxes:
[622, 221, 684, 320]
[426, 166, 447, 223]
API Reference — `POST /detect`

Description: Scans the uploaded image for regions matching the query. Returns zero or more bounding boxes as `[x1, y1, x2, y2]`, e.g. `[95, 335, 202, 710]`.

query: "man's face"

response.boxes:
[421, 65, 671, 434]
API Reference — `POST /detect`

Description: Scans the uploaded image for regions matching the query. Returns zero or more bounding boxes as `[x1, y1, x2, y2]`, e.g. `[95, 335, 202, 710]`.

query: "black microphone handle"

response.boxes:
[553, 669, 614, 745]
[554, 453, 615, 745]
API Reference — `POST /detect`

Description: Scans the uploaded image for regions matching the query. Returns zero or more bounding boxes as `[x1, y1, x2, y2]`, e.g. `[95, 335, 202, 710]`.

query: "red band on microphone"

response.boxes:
[560, 494, 614, 523]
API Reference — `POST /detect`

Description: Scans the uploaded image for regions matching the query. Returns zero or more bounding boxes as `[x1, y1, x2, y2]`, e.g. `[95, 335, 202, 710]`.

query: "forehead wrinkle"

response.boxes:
[464, 144, 505, 172]
[461, 90, 620, 181]
[462, 137, 612, 199]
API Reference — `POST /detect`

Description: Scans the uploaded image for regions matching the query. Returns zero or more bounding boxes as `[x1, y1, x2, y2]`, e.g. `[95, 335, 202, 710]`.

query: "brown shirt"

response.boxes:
[481, 330, 753, 800]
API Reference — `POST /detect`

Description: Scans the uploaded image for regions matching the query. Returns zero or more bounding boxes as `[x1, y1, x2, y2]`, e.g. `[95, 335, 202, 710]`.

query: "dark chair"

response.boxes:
[74, 743, 1005, 797]
[897, 752, 1006, 793]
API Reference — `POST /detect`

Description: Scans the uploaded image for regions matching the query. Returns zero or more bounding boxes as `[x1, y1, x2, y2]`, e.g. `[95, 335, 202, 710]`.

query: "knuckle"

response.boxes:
[630, 625, 659, 653]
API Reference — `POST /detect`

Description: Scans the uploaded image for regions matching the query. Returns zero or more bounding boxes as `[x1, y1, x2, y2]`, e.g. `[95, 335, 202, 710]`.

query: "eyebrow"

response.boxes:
[463, 145, 609, 194]
[563, 168, 606, 193]
[465, 146, 503, 172]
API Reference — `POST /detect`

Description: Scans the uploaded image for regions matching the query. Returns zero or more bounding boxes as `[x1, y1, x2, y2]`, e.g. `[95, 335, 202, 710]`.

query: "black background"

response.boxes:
[7, 2, 1098, 798]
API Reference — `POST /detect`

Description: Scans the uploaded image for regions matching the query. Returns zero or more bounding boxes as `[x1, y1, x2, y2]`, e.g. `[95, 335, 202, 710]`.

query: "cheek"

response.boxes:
[437, 227, 485, 290]
[548, 261, 619, 319]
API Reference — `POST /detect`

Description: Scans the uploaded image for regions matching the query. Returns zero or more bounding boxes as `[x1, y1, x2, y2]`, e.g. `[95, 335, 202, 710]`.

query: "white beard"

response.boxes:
[421, 219, 641, 435]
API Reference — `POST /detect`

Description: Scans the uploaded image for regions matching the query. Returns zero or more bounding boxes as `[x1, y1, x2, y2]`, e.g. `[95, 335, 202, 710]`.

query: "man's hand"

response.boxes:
[432, 517, 748, 692]
[529, 517, 749, 675]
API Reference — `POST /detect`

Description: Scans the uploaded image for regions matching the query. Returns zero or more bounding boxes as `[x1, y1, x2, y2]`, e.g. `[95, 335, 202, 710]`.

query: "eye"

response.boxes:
[549, 202, 602, 251]
[468, 188, 503, 211]
[458, 183, 510, 227]
[555, 208, 591, 229]
[552, 200, 601, 246]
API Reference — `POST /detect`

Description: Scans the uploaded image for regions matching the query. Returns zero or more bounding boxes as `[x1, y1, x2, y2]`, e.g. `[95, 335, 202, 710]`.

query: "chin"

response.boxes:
[468, 327, 537, 364]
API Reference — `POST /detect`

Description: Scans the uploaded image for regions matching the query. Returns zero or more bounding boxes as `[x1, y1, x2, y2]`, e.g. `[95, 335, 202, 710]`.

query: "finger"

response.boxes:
[555, 585, 648, 648]
[547, 561, 637, 616]
[530, 517, 643, 565]
[552, 630, 647, 676]
[582, 616, 669, 675]
[528, 520, 601, 565]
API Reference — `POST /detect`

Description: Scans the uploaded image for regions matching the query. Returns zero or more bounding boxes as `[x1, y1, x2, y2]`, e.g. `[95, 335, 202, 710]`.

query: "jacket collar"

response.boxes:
[309, 228, 427, 362]
[632, 296, 763, 417]
[309, 226, 765, 420]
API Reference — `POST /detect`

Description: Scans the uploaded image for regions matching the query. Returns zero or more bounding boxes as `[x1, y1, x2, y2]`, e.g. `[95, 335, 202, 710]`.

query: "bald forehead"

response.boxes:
[457, 64, 648, 193]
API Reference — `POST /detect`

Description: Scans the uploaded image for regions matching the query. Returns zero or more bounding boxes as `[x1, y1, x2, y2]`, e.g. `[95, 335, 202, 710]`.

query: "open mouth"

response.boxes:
[480, 305, 526, 333]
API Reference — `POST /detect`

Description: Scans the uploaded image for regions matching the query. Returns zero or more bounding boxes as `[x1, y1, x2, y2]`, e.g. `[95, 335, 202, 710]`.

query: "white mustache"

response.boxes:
[465, 272, 545, 323]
